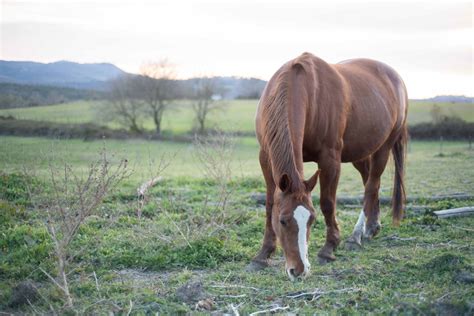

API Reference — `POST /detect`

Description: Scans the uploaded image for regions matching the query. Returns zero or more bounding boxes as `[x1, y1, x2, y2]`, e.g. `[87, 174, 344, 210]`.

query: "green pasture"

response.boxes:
[1, 100, 472, 135]
[0, 135, 473, 314]
[1, 100, 473, 313]
[0, 100, 257, 134]
[1, 136, 473, 198]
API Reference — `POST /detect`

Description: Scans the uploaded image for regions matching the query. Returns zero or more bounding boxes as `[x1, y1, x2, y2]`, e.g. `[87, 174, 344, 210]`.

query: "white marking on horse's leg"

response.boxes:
[293, 205, 311, 276]
[351, 210, 366, 243]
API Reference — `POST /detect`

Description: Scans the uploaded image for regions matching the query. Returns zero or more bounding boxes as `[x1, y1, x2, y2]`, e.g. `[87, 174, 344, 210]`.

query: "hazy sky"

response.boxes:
[1, 0, 472, 98]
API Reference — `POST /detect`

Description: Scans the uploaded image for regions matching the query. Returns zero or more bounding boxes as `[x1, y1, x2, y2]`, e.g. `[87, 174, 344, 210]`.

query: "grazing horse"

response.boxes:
[251, 52, 408, 280]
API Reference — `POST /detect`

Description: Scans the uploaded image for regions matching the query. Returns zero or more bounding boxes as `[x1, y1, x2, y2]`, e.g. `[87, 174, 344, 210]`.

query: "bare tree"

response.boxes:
[105, 75, 145, 133]
[191, 77, 225, 134]
[139, 60, 177, 135]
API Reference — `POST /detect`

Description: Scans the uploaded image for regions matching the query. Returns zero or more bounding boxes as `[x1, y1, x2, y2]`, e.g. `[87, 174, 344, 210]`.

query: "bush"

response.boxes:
[0, 116, 194, 142]
[409, 116, 474, 140]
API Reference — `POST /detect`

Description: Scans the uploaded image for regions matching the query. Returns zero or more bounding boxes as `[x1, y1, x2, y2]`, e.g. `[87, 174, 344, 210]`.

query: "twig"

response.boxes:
[39, 267, 65, 292]
[126, 300, 133, 316]
[93, 271, 102, 299]
[286, 287, 360, 299]
[250, 305, 289, 316]
[210, 284, 261, 291]
[382, 235, 417, 241]
[220, 294, 247, 298]
[162, 210, 192, 248]
[230, 303, 240, 316]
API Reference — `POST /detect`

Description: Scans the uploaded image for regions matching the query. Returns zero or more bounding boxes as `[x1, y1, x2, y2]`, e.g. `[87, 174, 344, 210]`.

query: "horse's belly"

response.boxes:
[341, 119, 394, 162]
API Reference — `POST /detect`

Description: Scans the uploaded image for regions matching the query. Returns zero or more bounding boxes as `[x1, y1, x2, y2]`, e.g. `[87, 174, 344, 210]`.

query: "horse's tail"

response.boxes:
[391, 125, 407, 226]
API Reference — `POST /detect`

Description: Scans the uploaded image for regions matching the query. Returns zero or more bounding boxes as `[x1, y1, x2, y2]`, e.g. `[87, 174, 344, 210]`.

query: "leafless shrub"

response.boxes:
[193, 130, 236, 222]
[26, 144, 130, 309]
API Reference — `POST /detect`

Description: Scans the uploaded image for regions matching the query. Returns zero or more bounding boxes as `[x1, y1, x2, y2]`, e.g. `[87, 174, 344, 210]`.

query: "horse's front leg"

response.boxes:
[317, 152, 342, 264]
[247, 150, 276, 272]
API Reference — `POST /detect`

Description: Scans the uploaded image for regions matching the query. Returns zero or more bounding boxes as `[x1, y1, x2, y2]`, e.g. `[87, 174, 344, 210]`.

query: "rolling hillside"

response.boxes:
[0, 60, 125, 90]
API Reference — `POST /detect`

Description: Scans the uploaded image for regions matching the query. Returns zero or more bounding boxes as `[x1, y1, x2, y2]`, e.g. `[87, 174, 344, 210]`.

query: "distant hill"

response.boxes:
[0, 60, 126, 90]
[417, 95, 473, 103]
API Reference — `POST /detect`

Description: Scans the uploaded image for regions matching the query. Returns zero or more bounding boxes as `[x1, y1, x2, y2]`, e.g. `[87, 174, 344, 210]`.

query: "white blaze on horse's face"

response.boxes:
[287, 205, 311, 280]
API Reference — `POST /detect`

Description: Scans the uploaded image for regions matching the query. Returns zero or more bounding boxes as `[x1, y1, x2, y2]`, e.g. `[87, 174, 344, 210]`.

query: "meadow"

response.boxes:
[0, 99, 473, 314]
[2, 99, 474, 135]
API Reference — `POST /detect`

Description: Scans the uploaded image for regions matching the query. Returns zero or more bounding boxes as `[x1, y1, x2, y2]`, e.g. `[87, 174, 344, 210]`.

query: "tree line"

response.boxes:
[0, 83, 104, 109]
[101, 60, 226, 135]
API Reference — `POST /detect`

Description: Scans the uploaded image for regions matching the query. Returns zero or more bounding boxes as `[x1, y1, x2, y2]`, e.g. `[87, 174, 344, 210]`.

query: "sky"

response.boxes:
[1, 0, 472, 98]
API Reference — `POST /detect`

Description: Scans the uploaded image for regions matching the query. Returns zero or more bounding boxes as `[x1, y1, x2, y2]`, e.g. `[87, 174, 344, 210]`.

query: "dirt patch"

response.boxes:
[176, 280, 208, 304]
[9, 280, 39, 307]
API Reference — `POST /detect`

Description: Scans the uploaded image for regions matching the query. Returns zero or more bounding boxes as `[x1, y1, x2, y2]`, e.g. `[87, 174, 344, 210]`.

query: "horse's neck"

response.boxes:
[266, 73, 307, 191]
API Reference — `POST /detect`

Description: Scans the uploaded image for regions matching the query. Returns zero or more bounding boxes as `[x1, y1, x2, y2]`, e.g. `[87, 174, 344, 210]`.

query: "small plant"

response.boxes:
[194, 130, 235, 217]
[26, 144, 130, 309]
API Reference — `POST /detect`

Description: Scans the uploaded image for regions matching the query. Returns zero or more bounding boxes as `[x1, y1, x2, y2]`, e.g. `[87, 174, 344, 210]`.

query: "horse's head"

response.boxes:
[272, 170, 320, 281]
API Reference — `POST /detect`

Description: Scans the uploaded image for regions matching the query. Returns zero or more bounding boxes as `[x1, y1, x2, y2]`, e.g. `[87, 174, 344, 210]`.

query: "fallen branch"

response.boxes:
[136, 176, 163, 218]
[210, 284, 261, 291]
[250, 305, 289, 316]
[382, 235, 417, 241]
[251, 193, 474, 206]
[434, 206, 474, 219]
[286, 287, 360, 300]
[230, 303, 241, 316]
[137, 177, 163, 199]
[220, 294, 247, 298]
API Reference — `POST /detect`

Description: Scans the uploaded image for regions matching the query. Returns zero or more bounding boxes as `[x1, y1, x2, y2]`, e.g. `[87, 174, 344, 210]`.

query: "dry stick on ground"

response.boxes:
[433, 206, 474, 219]
[210, 284, 262, 292]
[249, 305, 290, 316]
[286, 287, 361, 301]
[135, 150, 173, 218]
[25, 146, 129, 309]
[251, 193, 474, 206]
[136, 176, 162, 218]
[230, 303, 242, 316]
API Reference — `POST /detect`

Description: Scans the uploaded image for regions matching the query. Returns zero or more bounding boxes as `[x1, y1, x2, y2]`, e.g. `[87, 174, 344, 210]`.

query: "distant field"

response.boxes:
[1, 100, 472, 135]
[0, 100, 257, 134]
[1, 136, 473, 197]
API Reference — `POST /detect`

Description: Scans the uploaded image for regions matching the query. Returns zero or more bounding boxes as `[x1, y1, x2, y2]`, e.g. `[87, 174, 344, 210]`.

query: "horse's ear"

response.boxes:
[304, 169, 320, 192]
[278, 173, 292, 193]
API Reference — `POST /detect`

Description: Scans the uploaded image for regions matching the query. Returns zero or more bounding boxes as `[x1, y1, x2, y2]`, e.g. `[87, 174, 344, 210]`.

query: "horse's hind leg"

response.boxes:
[247, 149, 276, 272]
[346, 147, 391, 249]
[346, 159, 370, 250]
[363, 147, 391, 239]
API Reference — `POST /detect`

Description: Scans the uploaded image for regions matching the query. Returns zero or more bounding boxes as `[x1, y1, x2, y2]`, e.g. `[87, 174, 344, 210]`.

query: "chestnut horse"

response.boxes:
[251, 52, 408, 280]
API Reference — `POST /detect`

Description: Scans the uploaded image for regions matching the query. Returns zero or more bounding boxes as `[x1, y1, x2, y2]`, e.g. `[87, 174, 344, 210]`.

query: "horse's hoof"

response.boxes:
[246, 260, 269, 272]
[345, 239, 363, 251]
[364, 223, 381, 240]
[317, 253, 336, 265]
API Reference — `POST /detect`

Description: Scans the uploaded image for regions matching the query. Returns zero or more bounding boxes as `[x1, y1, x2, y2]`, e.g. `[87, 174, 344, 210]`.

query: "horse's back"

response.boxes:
[334, 59, 408, 162]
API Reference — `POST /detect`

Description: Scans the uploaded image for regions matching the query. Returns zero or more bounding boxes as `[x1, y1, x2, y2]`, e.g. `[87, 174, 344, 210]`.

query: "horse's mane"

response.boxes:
[262, 57, 314, 192]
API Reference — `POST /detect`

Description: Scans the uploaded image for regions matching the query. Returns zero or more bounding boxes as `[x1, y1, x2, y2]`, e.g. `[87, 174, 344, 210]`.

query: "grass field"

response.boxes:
[1, 97, 473, 313]
[1, 100, 473, 135]
[0, 135, 473, 314]
[1, 136, 473, 197]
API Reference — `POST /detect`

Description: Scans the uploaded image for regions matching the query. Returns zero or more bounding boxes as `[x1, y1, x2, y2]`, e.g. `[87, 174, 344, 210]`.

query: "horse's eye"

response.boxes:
[280, 219, 287, 226]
